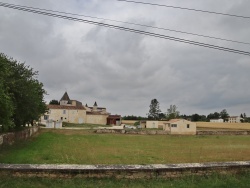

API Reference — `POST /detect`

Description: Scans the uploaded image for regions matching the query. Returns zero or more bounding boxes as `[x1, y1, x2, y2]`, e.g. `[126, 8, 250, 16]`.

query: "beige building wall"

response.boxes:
[146, 121, 159, 128]
[41, 108, 87, 124]
[163, 119, 196, 135]
[86, 114, 109, 125]
[170, 120, 196, 135]
[121, 120, 138, 125]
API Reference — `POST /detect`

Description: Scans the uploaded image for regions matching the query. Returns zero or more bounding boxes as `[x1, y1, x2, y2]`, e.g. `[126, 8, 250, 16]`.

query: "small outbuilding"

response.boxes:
[107, 115, 121, 125]
[163, 119, 196, 135]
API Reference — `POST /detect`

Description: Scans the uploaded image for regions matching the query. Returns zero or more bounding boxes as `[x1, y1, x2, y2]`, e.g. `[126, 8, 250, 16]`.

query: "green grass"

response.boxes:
[62, 122, 112, 128]
[0, 171, 250, 188]
[0, 129, 250, 164]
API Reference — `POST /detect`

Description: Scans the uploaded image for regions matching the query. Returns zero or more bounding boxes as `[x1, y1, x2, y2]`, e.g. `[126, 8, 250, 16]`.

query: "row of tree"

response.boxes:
[144, 98, 250, 122]
[0, 53, 47, 131]
[147, 99, 179, 120]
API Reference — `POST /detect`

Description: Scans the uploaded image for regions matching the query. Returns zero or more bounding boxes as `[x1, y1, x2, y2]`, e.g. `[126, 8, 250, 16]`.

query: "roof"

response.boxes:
[87, 111, 110, 115]
[89, 107, 106, 110]
[108, 115, 121, 118]
[229, 116, 239, 118]
[167, 119, 182, 123]
[164, 119, 192, 124]
[60, 92, 70, 101]
[47, 104, 85, 110]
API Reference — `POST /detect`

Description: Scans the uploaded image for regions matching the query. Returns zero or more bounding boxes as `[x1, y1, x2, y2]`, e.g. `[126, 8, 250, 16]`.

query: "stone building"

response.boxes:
[41, 92, 115, 126]
[163, 119, 196, 135]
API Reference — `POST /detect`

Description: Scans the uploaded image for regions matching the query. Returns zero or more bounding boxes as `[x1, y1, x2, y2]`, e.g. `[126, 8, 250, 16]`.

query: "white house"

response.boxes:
[163, 119, 196, 135]
[228, 116, 242, 123]
[210, 119, 224, 123]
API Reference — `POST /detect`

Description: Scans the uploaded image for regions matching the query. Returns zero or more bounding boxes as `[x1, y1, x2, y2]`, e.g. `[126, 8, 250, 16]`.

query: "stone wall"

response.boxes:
[197, 130, 250, 135]
[95, 129, 169, 135]
[0, 161, 249, 179]
[0, 126, 39, 147]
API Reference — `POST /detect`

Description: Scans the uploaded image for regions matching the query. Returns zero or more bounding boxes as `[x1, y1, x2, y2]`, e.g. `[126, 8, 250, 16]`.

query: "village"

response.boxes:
[40, 92, 249, 136]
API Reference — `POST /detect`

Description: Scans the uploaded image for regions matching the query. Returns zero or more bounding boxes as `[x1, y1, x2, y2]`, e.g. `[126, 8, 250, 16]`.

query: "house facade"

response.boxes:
[210, 119, 224, 123]
[228, 116, 241, 123]
[41, 92, 115, 125]
[163, 119, 196, 135]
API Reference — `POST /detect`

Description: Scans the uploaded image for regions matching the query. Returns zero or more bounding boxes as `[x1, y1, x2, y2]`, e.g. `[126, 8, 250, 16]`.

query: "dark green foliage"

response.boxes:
[220, 109, 229, 122]
[0, 53, 46, 131]
[122, 115, 147, 120]
[147, 99, 161, 120]
[49, 100, 59, 105]
[207, 112, 220, 120]
[166, 104, 179, 120]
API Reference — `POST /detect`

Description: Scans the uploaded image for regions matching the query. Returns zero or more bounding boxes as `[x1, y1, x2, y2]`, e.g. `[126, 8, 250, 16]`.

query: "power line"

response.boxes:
[2, 2, 250, 45]
[0, 2, 250, 56]
[117, 0, 250, 19]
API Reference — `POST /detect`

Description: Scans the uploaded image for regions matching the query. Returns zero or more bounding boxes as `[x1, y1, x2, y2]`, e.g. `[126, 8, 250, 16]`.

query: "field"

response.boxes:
[0, 171, 250, 188]
[0, 129, 250, 164]
[197, 122, 250, 130]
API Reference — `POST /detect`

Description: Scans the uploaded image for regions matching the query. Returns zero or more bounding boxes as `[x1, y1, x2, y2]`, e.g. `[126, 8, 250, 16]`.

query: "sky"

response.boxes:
[0, 0, 250, 117]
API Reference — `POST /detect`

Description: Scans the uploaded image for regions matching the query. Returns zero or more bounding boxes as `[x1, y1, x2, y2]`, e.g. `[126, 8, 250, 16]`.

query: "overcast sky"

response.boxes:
[0, 0, 250, 117]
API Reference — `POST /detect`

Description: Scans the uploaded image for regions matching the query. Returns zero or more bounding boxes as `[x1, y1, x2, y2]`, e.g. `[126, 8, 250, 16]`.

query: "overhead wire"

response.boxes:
[0, 2, 250, 56]
[117, 0, 250, 19]
[2, 2, 250, 45]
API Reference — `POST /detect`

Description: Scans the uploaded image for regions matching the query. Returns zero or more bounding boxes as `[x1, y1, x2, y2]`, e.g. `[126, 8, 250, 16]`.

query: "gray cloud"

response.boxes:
[0, 0, 250, 117]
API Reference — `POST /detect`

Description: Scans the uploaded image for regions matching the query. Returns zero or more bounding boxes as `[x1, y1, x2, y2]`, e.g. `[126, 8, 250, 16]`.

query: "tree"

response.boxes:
[220, 109, 229, 122]
[49, 100, 59, 105]
[191, 114, 200, 122]
[147, 99, 161, 120]
[207, 112, 220, 120]
[0, 54, 14, 130]
[166, 105, 179, 120]
[0, 53, 47, 129]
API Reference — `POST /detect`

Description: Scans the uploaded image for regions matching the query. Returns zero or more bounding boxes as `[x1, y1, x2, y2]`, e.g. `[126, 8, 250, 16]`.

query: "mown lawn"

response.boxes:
[0, 129, 250, 164]
[0, 172, 250, 188]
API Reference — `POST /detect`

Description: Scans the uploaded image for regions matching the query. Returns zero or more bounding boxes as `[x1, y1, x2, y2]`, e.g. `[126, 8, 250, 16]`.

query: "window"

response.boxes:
[171, 124, 177, 128]
[63, 110, 66, 114]
[44, 115, 49, 120]
[187, 124, 190, 128]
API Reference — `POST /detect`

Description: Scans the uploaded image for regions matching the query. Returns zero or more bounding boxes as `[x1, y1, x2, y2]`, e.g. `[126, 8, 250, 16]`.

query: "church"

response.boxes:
[41, 92, 120, 125]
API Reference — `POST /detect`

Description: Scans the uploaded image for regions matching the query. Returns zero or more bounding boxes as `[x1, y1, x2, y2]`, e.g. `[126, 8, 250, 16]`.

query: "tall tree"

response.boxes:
[0, 53, 47, 129]
[147, 99, 161, 120]
[220, 109, 229, 122]
[166, 105, 179, 120]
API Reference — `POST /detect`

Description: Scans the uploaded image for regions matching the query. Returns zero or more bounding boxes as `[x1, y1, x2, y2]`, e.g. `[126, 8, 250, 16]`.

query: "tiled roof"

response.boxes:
[47, 104, 85, 110]
[60, 92, 70, 101]
[89, 107, 106, 110]
[87, 111, 110, 115]
[167, 119, 181, 123]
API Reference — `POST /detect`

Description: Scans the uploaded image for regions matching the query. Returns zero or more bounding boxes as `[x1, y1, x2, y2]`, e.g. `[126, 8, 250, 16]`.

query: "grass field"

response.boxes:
[0, 129, 250, 164]
[62, 122, 112, 128]
[0, 171, 250, 188]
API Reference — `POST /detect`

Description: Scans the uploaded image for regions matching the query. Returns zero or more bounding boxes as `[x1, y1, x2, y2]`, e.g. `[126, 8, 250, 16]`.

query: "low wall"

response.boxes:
[0, 161, 249, 179]
[0, 126, 39, 147]
[121, 120, 138, 125]
[197, 130, 250, 135]
[197, 122, 250, 130]
[96, 129, 250, 136]
[95, 129, 169, 135]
